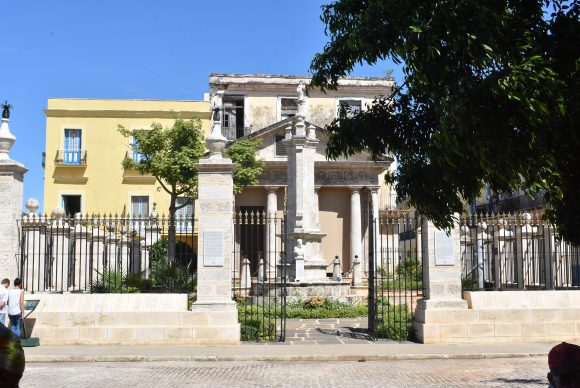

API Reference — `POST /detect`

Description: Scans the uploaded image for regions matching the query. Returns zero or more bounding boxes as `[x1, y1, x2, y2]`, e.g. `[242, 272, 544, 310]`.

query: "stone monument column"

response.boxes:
[285, 81, 326, 282]
[191, 93, 240, 343]
[0, 112, 28, 281]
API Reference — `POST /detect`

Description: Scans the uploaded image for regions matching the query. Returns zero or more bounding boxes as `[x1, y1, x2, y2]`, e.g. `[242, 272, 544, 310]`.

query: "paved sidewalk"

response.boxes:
[24, 341, 554, 363]
[285, 318, 374, 344]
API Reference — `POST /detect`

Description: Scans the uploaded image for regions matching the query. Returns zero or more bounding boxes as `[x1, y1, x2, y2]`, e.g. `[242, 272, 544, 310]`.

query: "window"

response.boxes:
[275, 135, 287, 156]
[280, 98, 298, 120]
[176, 197, 194, 231]
[130, 196, 149, 219]
[222, 96, 245, 140]
[61, 195, 81, 216]
[63, 129, 82, 164]
[131, 136, 144, 162]
[338, 99, 362, 118]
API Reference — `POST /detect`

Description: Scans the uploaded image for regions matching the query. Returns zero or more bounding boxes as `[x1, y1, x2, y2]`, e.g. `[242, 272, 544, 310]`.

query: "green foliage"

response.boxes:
[310, 1, 580, 244]
[375, 303, 415, 341]
[91, 269, 142, 293]
[396, 258, 422, 282]
[148, 238, 197, 293]
[150, 259, 196, 294]
[286, 298, 367, 319]
[224, 139, 265, 194]
[119, 119, 205, 199]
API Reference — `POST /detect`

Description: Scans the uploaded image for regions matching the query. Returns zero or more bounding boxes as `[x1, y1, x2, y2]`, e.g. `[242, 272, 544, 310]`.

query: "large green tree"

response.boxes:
[310, 0, 580, 243]
[119, 119, 206, 261]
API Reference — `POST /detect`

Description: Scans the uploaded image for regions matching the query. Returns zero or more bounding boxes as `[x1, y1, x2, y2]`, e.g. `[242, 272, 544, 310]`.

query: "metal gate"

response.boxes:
[232, 209, 287, 342]
[368, 209, 423, 341]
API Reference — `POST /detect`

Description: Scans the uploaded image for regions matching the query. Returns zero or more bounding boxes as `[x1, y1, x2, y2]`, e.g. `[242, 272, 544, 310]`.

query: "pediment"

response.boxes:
[232, 118, 376, 162]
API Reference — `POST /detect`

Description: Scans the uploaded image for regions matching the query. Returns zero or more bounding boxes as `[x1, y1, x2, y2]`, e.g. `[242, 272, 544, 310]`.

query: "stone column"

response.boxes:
[349, 187, 362, 270]
[0, 116, 28, 281]
[265, 186, 278, 269]
[285, 83, 326, 282]
[414, 216, 468, 343]
[190, 97, 239, 344]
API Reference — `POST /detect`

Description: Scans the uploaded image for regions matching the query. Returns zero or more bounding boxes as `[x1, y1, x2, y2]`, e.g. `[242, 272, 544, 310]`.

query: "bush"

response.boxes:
[285, 298, 367, 319]
[91, 269, 142, 293]
[149, 238, 197, 293]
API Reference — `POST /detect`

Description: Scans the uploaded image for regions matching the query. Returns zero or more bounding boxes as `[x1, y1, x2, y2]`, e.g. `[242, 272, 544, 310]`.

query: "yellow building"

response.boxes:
[43, 98, 210, 216]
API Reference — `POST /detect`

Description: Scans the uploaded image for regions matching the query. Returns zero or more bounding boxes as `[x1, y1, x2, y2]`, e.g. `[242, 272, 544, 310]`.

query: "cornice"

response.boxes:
[44, 109, 212, 120]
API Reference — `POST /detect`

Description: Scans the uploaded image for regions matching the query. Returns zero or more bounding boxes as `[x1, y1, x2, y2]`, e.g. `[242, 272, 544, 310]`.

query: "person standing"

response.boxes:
[0, 279, 9, 327]
[7, 278, 25, 338]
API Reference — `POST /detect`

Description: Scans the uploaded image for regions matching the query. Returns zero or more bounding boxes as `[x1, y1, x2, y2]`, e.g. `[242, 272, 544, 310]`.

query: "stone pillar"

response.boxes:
[350, 187, 362, 269]
[0, 116, 27, 281]
[265, 186, 278, 269]
[285, 83, 326, 282]
[352, 255, 362, 286]
[191, 97, 239, 344]
[414, 216, 468, 343]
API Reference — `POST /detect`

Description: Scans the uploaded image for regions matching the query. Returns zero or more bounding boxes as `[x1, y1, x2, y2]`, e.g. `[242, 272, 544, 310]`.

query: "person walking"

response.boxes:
[0, 279, 9, 327]
[7, 278, 25, 338]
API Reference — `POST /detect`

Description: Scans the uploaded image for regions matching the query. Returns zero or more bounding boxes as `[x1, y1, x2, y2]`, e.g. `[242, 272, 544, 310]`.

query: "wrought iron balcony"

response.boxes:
[55, 149, 87, 166]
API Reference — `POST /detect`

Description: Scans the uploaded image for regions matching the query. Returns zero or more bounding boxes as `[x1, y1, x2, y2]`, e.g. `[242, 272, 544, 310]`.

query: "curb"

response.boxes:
[25, 352, 547, 363]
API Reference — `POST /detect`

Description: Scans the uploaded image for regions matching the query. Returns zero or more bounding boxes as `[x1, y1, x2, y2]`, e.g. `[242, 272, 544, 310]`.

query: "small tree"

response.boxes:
[225, 139, 265, 194]
[119, 119, 205, 261]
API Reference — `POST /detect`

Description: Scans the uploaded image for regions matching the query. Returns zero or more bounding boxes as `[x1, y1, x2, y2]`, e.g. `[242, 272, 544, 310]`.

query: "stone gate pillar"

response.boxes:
[190, 93, 240, 344]
[0, 115, 28, 281]
[414, 215, 469, 343]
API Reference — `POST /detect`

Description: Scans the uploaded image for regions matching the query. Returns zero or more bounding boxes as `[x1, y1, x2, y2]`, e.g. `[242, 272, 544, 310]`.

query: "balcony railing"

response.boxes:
[55, 149, 87, 166]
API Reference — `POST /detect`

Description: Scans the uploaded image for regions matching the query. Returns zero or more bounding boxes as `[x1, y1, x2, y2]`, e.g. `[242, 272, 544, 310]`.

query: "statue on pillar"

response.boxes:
[1, 101, 12, 119]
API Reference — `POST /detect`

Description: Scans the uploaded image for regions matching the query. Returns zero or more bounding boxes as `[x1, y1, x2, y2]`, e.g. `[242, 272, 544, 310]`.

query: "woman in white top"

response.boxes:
[7, 278, 25, 338]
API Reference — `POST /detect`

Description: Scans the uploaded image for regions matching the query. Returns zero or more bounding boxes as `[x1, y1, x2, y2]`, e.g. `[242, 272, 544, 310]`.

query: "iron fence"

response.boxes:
[232, 209, 287, 342]
[460, 212, 580, 291]
[369, 210, 423, 341]
[19, 213, 197, 294]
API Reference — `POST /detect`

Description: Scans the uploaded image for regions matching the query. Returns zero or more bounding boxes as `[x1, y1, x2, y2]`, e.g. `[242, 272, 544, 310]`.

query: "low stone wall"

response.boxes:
[24, 294, 240, 345]
[415, 291, 580, 344]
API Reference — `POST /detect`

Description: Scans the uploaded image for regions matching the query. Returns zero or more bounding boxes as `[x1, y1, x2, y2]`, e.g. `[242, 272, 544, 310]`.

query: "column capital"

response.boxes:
[265, 186, 279, 193]
[349, 186, 363, 193]
[367, 186, 380, 193]
[314, 185, 321, 192]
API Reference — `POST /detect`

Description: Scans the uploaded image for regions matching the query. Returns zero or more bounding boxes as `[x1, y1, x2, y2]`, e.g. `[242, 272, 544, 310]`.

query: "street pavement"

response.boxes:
[21, 357, 548, 387]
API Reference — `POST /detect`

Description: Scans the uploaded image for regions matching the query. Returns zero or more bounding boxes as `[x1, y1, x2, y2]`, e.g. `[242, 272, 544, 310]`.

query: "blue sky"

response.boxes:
[2, 1, 400, 212]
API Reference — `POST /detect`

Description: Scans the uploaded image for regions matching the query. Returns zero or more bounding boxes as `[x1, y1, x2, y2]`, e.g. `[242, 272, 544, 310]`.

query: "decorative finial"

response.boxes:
[206, 91, 228, 159]
[25, 198, 40, 214]
[0, 101, 16, 161]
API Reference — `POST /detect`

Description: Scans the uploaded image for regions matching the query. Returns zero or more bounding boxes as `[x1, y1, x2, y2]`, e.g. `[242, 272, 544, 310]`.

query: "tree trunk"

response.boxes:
[168, 193, 177, 262]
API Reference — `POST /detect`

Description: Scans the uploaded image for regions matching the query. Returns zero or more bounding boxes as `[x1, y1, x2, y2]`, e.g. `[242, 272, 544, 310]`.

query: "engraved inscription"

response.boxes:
[434, 229, 455, 266]
[203, 230, 224, 267]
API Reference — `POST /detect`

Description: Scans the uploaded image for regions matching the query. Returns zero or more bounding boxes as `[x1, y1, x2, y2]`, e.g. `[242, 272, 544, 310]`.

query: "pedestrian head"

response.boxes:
[1, 279, 9, 287]
[548, 342, 580, 388]
[13, 278, 21, 288]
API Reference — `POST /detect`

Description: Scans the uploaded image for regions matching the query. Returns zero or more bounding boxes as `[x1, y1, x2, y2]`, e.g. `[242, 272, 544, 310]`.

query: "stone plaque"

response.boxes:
[434, 229, 455, 266]
[203, 230, 224, 267]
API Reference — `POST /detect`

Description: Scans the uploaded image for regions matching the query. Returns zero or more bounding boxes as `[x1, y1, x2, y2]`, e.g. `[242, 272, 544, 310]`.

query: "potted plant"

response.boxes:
[1, 101, 13, 119]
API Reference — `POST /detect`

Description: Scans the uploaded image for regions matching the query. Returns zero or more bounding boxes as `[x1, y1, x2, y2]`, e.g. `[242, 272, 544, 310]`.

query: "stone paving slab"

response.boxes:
[283, 317, 374, 345]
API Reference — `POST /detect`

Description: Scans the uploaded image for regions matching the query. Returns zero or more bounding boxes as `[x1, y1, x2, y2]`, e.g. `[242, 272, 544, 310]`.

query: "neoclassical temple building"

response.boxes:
[210, 74, 395, 274]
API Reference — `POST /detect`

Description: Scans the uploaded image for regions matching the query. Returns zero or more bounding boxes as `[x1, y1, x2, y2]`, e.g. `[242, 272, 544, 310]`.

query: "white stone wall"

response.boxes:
[416, 291, 580, 344]
[23, 294, 239, 345]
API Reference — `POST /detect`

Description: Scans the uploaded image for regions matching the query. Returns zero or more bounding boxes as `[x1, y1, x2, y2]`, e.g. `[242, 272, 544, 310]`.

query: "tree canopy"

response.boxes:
[119, 118, 206, 260]
[310, 0, 580, 243]
[225, 139, 265, 194]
